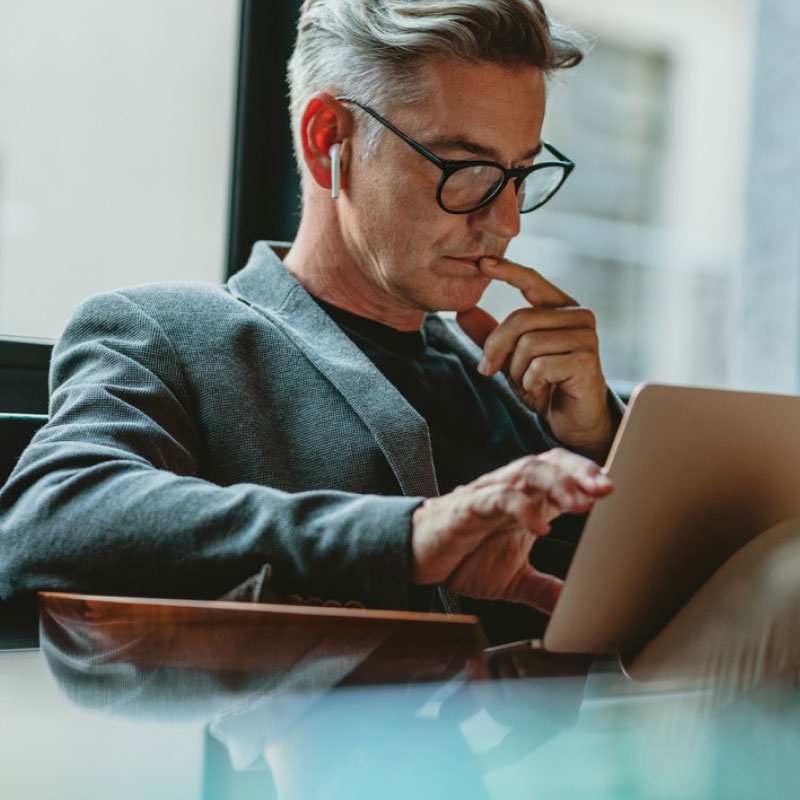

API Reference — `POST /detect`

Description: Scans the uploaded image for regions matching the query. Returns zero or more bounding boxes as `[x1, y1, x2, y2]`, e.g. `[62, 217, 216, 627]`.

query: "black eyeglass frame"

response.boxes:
[336, 96, 575, 215]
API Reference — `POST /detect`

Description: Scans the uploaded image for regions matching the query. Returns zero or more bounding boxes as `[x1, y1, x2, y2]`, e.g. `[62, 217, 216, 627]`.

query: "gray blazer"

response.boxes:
[0, 243, 559, 608]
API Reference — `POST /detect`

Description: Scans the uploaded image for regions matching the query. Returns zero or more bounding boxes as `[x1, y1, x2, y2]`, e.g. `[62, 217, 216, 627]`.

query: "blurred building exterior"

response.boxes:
[0, 0, 774, 393]
[489, 0, 755, 391]
[737, 0, 800, 395]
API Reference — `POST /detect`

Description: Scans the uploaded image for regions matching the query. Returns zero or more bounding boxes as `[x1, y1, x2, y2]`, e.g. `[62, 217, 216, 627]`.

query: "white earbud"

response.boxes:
[329, 143, 342, 199]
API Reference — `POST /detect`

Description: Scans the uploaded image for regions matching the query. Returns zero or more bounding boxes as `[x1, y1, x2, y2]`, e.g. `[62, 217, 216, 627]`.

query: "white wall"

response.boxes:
[0, 0, 239, 339]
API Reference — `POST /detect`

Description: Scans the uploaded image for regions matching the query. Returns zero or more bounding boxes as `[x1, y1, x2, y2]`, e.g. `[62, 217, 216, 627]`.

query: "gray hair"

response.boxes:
[287, 0, 586, 187]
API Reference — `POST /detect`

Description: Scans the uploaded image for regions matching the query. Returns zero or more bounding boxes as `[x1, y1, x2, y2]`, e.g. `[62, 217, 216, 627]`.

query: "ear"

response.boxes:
[300, 93, 349, 193]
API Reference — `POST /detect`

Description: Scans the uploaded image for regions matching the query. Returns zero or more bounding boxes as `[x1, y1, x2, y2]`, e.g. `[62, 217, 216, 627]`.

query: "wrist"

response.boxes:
[577, 417, 614, 464]
[581, 389, 623, 463]
[410, 497, 441, 585]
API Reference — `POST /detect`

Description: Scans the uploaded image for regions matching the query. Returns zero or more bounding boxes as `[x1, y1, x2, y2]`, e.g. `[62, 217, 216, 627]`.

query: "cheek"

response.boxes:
[365, 182, 441, 258]
[353, 168, 418, 232]
[347, 156, 465, 274]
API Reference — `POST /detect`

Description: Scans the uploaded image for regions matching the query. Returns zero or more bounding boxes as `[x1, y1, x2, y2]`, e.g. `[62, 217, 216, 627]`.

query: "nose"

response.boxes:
[468, 181, 521, 240]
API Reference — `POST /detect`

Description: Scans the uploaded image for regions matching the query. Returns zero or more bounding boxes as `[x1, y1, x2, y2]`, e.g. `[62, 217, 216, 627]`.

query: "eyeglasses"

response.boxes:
[337, 96, 574, 215]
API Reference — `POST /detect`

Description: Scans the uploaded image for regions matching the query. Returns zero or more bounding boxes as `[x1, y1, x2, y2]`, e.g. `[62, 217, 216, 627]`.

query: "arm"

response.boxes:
[0, 291, 419, 608]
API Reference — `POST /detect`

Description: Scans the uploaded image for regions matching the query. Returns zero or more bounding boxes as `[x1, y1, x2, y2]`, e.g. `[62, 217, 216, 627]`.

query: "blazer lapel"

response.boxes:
[228, 242, 439, 498]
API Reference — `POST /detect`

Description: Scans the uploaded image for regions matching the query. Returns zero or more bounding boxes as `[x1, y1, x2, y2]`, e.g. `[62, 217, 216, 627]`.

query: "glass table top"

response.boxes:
[1, 594, 798, 800]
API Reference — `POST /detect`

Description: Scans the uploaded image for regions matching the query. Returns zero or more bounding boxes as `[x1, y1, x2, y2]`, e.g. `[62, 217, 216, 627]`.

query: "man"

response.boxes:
[0, 0, 614, 642]
[25, 0, 798, 692]
[3, 0, 800, 705]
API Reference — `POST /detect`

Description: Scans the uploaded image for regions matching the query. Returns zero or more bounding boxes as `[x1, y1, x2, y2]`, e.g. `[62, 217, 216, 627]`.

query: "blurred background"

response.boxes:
[2, 0, 798, 394]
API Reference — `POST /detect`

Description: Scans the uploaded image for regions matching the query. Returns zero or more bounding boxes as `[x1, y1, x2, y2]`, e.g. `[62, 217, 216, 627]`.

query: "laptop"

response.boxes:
[542, 383, 800, 657]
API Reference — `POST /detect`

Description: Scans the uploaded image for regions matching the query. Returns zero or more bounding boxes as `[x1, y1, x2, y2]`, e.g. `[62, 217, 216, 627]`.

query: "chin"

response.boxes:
[431, 277, 491, 313]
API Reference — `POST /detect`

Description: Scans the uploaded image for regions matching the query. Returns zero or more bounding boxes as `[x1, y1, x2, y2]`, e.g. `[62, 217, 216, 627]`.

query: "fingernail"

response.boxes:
[481, 257, 499, 268]
[478, 356, 490, 375]
[594, 474, 612, 489]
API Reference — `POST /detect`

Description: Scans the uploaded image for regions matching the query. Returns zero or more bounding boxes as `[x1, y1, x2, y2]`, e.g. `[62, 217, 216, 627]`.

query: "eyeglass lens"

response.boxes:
[440, 164, 566, 213]
[518, 166, 567, 211]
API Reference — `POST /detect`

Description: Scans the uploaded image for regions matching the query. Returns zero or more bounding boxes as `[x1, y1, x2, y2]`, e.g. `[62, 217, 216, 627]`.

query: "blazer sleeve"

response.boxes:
[0, 291, 421, 609]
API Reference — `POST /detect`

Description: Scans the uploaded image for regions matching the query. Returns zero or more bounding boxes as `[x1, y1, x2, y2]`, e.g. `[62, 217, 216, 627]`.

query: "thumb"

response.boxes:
[509, 567, 563, 614]
[456, 306, 499, 348]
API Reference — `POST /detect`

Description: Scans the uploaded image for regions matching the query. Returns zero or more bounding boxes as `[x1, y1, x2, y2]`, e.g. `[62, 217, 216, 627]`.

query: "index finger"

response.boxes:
[480, 257, 577, 307]
[472, 451, 613, 503]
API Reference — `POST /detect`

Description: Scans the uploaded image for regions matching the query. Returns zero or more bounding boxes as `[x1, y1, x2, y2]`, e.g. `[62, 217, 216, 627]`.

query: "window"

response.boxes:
[4, 0, 790, 400]
[481, 0, 756, 392]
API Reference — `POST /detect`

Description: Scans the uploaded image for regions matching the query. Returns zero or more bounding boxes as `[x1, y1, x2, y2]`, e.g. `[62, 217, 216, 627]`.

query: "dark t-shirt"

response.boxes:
[317, 299, 586, 642]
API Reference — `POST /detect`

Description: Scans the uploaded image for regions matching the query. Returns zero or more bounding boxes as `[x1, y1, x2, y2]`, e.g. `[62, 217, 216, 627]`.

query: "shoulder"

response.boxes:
[61, 279, 279, 346]
[102, 280, 244, 319]
[63, 280, 234, 322]
[51, 279, 286, 393]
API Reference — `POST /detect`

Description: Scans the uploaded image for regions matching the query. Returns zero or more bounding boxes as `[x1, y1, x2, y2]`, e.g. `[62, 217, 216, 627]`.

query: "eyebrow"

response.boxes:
[423, 136, 542, 163]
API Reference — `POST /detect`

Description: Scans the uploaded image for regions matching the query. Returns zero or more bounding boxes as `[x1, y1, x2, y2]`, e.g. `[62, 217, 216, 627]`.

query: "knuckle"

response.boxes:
[566, 306, 592, 324]
[535, 451, 556, 466]
[450, 484, 472, 502]
[541, 447, 568, 462]
[519, 454, 545, 474]
[507, 307, 534, 329]
[496, 481, 517, 498]
[523, 360, 545, 384]
[521, 371, 540, 395]
[508, 307, 530, 323]
[482, 324, 502, 348]
[574, 326, 598, 348]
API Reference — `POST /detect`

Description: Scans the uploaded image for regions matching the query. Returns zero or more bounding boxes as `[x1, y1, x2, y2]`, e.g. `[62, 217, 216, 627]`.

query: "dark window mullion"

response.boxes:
[226, 0, 303, 279]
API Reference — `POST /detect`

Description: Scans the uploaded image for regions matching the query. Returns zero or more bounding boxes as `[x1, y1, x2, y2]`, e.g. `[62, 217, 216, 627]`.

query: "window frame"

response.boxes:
[225, 0, 303, 278]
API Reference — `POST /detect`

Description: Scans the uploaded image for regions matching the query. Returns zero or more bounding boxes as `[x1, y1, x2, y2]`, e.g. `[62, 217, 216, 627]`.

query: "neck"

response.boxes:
[283, 197, 426, 331]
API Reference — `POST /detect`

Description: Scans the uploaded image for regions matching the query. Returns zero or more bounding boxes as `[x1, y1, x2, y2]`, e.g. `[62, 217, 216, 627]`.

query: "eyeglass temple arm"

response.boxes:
[541, 139, 574, 166]
[336, 96, 447, 168]
[338, 97, 573, 173]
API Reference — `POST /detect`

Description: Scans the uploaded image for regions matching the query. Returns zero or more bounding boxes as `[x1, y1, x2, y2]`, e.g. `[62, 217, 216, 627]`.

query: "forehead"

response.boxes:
[393, 58, 546, 157]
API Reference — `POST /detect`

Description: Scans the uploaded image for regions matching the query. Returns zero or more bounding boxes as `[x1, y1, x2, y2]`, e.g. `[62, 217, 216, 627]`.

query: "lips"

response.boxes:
[456, 257, 480, 266]
[443, 257, 480, 274]
[446, 255, 496, 272]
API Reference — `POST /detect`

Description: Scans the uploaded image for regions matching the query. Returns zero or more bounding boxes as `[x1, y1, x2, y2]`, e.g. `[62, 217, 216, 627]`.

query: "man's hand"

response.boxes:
[411, 449, 612, 612]
[457, 257, 613, 463]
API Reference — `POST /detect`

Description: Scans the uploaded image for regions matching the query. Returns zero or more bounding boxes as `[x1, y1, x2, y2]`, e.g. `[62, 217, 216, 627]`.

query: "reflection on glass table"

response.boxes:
[0, 592, 788, 799]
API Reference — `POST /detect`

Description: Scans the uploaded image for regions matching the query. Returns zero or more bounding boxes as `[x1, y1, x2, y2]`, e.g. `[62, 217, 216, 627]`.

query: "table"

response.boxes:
[1, 594, 798, 799]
